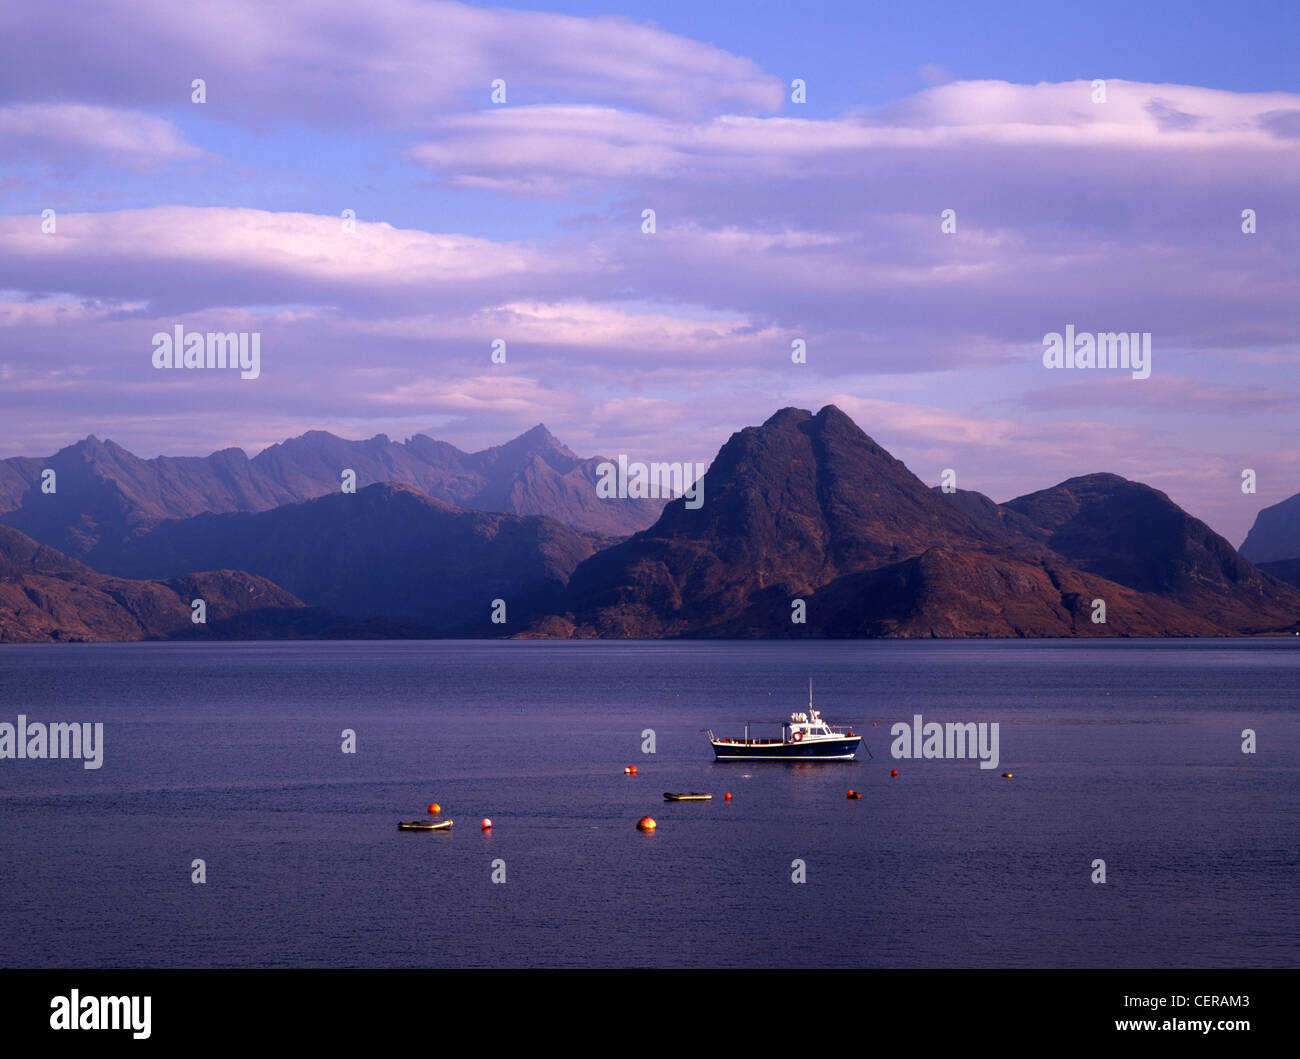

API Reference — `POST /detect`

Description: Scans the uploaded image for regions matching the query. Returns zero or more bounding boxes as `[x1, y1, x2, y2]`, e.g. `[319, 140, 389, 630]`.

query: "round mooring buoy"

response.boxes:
[481, 818, 492, 830]
[637, 816, 657, 831]
[427, 803, 441, 815]
[724, 792, 732, 801]
[890, 770, 898, 778]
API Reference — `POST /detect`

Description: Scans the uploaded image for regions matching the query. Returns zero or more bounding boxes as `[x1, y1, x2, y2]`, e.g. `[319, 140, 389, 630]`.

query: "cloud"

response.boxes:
[0, 207, 581, 316]
[0, 104, 203, 170]
[0, 159, 1293, 381]
[407, 80, 1300, 209]
[1018, 373, 1300, 414]
[0, 0, 782, 123]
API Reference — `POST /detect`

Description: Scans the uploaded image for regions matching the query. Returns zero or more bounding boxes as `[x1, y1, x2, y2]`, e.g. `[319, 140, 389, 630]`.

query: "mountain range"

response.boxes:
[533, 407, 1300, 638]
[1, 406, 1297, 642]
[0, 424, 664, 562]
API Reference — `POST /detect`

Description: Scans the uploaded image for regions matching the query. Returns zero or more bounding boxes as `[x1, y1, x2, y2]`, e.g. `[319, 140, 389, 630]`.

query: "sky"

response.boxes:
[0, 0, 1296, 545]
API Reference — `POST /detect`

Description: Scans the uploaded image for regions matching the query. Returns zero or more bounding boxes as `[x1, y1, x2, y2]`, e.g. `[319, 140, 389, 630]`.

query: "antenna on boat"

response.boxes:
[809, 678, 813, 710]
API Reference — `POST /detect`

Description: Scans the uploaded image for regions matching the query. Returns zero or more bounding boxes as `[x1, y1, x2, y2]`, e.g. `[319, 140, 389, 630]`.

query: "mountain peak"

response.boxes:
[810, 403, 873, 443]
[493, 423, 578, 463]
[62, 435, 129, 463]
[67, 434, 107, 452]
[762, 407, 813, 428]
[1060, 472, 1136, 490]
[815, 403, 854, 425]
[510, 423, 564, 448]
[756, 406, 864, 442]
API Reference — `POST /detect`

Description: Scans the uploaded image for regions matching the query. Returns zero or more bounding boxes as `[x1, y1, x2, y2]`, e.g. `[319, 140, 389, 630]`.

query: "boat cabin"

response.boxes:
[788, 708, 835, 741]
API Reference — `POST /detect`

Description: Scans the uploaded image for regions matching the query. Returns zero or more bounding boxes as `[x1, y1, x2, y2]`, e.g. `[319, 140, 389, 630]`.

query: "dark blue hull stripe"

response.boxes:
[711, 738, 861, 760]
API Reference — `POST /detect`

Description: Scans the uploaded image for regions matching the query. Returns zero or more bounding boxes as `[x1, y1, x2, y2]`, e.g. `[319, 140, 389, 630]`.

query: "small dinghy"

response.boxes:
[663, 792, 712, 801]
[398, 819, 453, 830]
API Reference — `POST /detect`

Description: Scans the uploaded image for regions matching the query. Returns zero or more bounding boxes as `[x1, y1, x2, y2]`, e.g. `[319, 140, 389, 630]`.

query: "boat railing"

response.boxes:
[790, 722, 858, 733]
[706, 721, 859, 744]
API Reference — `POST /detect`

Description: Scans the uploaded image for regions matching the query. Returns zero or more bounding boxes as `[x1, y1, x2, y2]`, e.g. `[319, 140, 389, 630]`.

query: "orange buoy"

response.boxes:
[630, 765, 638, 775]
[724, 792, 732, 801]
[890, 769, 898, 778]
[427, 803, 441, 814]
[847, 790, 861, 799]
[1001, 773, 1013, 779]
[481, 818, 492, 830]
[637, 816, 656, 831]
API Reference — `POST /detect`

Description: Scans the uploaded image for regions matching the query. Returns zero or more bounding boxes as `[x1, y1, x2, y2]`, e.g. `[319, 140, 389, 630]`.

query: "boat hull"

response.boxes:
[711, 737, 861, 761]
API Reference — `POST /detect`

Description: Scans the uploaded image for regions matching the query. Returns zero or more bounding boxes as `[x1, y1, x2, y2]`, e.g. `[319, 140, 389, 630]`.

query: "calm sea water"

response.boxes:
[0, 639, 1296, 969]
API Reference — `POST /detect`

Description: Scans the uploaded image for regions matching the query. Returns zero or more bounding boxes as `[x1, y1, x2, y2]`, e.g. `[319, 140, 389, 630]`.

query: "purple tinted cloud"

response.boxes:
[0, 104, 202, 170]
[0, 0, 782, 122]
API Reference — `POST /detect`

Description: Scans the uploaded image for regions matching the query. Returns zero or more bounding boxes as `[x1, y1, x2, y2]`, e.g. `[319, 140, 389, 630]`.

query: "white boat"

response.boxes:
[703, 682, 863, 761]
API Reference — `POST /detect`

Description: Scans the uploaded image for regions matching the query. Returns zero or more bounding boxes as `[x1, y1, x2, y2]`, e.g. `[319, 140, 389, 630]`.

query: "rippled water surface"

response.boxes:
[0, 639, 1296, 968]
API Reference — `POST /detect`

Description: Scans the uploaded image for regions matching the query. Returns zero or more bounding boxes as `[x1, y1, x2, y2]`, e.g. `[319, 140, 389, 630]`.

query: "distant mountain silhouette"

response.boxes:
[0, 425, 663, 558]
[1240, 491, 1300, 564]
[530, 406, 1300, 638]
[95, 482, 597, 633]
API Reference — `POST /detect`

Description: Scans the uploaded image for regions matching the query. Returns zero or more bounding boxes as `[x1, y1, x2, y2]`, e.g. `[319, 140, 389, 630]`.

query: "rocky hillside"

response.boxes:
[0, 525, 305, 643]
